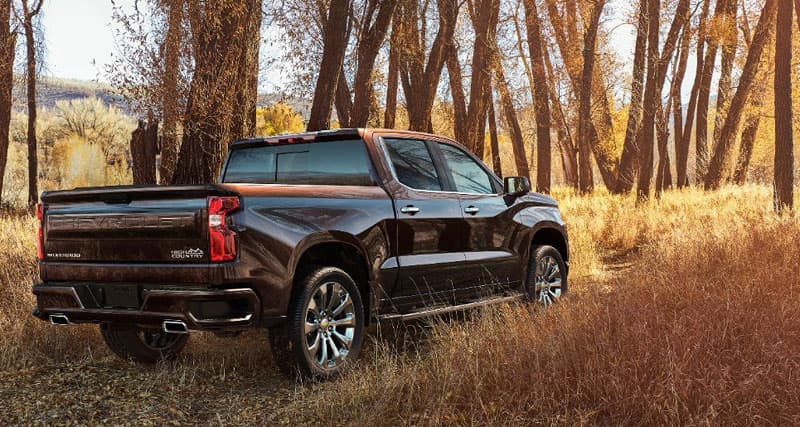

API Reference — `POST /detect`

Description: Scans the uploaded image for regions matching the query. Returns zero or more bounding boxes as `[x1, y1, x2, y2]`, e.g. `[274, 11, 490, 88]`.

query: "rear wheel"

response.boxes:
[525, 245, 567, 306]
[269, 266, 365, 380]
[100, 322, 188, 364]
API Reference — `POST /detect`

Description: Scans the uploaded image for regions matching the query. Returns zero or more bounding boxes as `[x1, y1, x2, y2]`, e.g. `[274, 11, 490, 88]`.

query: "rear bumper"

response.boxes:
[32, 283, 278, 330]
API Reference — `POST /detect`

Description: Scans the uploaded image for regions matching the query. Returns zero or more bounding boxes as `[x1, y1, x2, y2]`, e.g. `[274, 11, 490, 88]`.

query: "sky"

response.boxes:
[41, 0, 287, 90]
[40, 0, 116, 81]
[40, 0, 640, 95]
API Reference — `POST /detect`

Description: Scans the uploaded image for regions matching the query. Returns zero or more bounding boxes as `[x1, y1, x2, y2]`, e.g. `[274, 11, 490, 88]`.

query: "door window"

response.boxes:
[383, 138, 443, 191]
[437, 143, 494, 194]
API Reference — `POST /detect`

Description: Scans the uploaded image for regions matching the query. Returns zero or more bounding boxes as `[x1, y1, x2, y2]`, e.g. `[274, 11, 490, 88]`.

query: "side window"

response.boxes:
[383, 138, 442, 191]
[438, 143, 494, 194]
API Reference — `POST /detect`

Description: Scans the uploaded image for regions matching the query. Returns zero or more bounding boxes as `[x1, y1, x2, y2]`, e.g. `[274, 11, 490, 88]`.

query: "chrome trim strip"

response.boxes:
[142, 288, 258, 304]
[375, 293, 524, 321]
[187, 312, 254, 325]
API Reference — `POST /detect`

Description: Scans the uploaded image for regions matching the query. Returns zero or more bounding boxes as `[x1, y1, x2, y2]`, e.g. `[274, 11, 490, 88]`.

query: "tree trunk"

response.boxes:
[796, 0, 800, 30]
[542, 40, 578, 189]
[130, 119, 159, 185]
[695, 0, 732, 182]
[523, 0, 551, 193]
[774, 0, 793, 212]
[512, 1, 535, 102]
[636, 0, 690, 201]
[635, 0, 660, 202]
[732, 73, 767, 185]
[487, 93, 501, 177]
[446, 47, 468, 144]
[678, 0, 711, 186]
[464, 0, 500, 158]
[655, 100, 672, 198]
[493, 55, 529, 179]
[231, 0, 261, 140]
[350, 0, 398, 127]
[307, 0, 350, 131]
[578, 0, 605, 194]
[173, 1, 257, 184]
[0, 0, 15, 201]
[335, 69, 353, 127]
[159, 0, 183, 184]
[616, 0, 649, 193]
[22, 1, 41, 208]
[398, 0, 457, 133]
[711, 0, 739, 153]
[732, 109, 762, 185]
[384, 31, 399, 129]
[545, 0, 616, 190]
[673, 22, 691, 188]
[704, 0, 776, 190]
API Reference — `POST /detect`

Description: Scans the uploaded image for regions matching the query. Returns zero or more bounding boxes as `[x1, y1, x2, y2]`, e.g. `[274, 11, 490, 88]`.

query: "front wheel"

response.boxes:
[100, 322, 188, 363]
[525, 245, 568, 306]
[269, 266, 365, 380]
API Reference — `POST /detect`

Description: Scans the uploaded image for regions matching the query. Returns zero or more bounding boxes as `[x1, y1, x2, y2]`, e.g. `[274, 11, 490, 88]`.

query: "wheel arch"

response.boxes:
[529, 223, 569, 270]
[288, 233, 373, 325]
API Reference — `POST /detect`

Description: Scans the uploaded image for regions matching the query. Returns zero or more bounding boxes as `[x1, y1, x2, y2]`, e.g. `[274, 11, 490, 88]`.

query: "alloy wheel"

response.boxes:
[304, 281, 357, 369]
[535, 255, 563, 306]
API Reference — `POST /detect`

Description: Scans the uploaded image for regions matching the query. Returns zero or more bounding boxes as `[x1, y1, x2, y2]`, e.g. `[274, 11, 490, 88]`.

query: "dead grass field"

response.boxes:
[1, 185, 799, 425]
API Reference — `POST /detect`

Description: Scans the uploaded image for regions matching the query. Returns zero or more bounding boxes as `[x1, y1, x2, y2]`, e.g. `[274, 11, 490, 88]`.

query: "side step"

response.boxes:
[376, 293, 525, 322]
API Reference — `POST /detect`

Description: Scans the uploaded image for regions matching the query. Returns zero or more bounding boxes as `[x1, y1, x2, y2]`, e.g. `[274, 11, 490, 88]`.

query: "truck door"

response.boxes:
[433, 141, 525, 297]
[380, 137, 468, 311]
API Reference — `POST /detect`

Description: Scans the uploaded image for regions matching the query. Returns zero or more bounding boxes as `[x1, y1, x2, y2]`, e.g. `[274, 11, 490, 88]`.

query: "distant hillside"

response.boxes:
[12, 76, 126, 112]
[12, 75, 310, 118]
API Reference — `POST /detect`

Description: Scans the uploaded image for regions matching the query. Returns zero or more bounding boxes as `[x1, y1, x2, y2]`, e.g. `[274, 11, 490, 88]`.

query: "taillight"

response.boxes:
[208, 196, 240, 262]
[36, 203, 44, 260]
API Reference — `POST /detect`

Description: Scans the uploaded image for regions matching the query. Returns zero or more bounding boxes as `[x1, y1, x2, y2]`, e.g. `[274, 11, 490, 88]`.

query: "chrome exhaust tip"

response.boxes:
[162, 320, 189, 334]
[49, 314, 70, 325]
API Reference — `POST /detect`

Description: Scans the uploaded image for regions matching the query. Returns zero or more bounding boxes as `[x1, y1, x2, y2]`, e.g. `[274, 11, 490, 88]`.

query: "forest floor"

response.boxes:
[2, 185, 800, 425]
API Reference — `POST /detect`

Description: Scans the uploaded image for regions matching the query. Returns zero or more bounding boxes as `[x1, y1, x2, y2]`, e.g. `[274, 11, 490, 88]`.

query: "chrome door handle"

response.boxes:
[463, 206, 480, 215]
[400, 205, 420, 215]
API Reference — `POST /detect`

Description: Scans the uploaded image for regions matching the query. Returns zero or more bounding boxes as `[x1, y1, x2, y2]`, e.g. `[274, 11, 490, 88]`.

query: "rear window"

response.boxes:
[222, 139, 374, 186]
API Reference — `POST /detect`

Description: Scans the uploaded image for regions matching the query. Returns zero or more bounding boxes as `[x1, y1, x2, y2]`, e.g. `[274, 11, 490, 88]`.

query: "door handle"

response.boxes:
[400, 205, 420, 215]
[463, 206, 480, 215]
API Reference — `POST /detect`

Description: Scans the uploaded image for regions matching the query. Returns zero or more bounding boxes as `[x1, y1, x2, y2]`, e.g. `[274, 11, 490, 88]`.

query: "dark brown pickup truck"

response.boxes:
[32, 128, 569, 378]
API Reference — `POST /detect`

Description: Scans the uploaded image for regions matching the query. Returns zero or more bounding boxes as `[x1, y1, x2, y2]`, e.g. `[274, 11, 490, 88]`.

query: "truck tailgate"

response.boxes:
[40, 185, 237, 264]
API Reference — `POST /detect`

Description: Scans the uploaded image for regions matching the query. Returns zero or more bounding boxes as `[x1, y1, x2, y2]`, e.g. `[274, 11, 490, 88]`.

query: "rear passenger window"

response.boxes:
[383, 138, 442, 191]
[438, 143, 494, 194]
[223, 139, 374, 185]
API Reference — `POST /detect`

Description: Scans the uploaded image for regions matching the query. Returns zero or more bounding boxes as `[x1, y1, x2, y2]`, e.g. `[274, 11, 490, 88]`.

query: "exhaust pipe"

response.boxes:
[162, 320, 189, 334]
[49, 314, 70, 325]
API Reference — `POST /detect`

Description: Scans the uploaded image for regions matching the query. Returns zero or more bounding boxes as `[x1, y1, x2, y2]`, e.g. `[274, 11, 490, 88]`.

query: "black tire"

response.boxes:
[100, 322, 189, 364]
[525, 245, 568, 306]
[269, 266, 365, 380]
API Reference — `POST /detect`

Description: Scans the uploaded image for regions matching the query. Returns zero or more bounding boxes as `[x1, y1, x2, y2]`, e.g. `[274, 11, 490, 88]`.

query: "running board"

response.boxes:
[376, 293, 525, 321]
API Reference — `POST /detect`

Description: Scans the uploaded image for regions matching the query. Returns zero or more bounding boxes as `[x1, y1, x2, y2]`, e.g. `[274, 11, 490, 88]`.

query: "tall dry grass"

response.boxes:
[0, 215, 105, 369]
[286, 185, 800, 425]
[1, 185, 799, 425]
